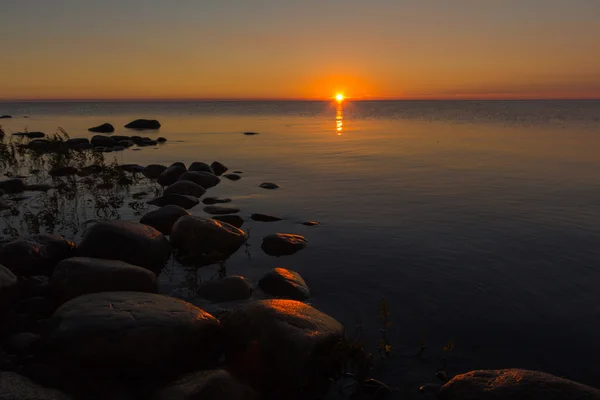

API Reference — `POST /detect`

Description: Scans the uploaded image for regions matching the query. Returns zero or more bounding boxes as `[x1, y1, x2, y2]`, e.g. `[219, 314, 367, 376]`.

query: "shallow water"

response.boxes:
[2, 100, 600, 395]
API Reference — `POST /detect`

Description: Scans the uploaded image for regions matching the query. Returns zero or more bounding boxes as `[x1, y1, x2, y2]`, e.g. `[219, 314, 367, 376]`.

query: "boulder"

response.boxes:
[157, 165, 187, 186]
[0, 265, 18, 310]
[189, 162, 214, 174]
[118, 140, 135, 148]
[210, 161, 228, 176]
[197, 276, 253, 303]
[18, 275, 50, 297]
[203, 206, 240, 215]
[140, 205, 190, 235]
[178, 171, 221, 189]
[143, 164, 168, 179]
[13, 131, 45, 139]
[112, 135, 131, 142]
[261, 234, 307, 257]
[77, 221, 171, 274]
[171, 162, 187, 169]
[157, 137, 167, 143]
[124, 119, 161, 130]
[0, 178, 26, 194]
[259, 182, 280, 189]
[222, 299, 344, 397]
[202, 197, 232, 205]
[120, 164, 145, 174]
[3, 332, 41, 355]
[51, 257, 158, 303]
[77, 164, 103, 177]
[250, 213, 282, 222]
[49, 166, 78, 177]
[88, 123, 115, 133]
[0, 235, 76, 276]
[46, 292, 221, 378]
[212, 215, 244, 228]
[65, 138, 90, 147]
[148, 194, 199, 210]
[156, 370, 257, 400]
[90, 135, 117, 147]
[164, 180, 207, 198]
[243, 132, 259, 135]
[258, 268, 310, 300]
[0, 371, 72, 400]
[438, 369, 600, 400]
[223, 173, 241, 181]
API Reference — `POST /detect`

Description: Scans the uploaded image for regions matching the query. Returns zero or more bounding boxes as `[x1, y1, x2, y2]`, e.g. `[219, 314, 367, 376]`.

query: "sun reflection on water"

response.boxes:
[336, 101, 343, 135]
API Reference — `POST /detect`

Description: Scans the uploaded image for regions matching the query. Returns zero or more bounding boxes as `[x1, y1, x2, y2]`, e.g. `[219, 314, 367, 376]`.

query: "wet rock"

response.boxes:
[212, 215, 244, 228]
[118, 140, 135, 147]
[243, 132, 259, 135]
[210, 161, 228, 176]
[223, 173, 241, 181]
[178, 171, 221, 189]
[203, 205, 240, 215]
[197, 276, 253, 303]
[72, 142, 93, 150]
[233, 170, 244, 174]
[0, 265, 18, 310]
[157, 137, 167, 143]
[18, 275, 49, 297]
[0, 115, 11, 119]
[0, 234, 75, 276]
[46, 292, 221, 378]
[302, 221, 319, 226]
[49, 166, 78, 177]
[438, 369, 600, 400]
[66, 138, 90, 147]
[132, 191, 148, 199]
[189, 162, 214, 174]
[157, 164, 187, 186]
[120, 164, 145, 174]
[171, 162, 187, 169]
[139, 139, 157, 146]
[77, 164, 103, 177]
[3, 332, 41, 355]
[77, 220, 171, 274]
[156, 369, 257, 400]
[259, 268, 310, 300]
[88, 123, 115, 133]
[250, 213, 282, 222]
[124, 119, 161, 130]
[420, 383, 441, 394]
[13, 131, 45, 139]
[140, 205, 190, 235]
[17, 296, 56, 318]
[164, 180, 207, 198]
[222, 299, 344, 397]
[25, 183, 53, 192]
[259, 182, 280, 189]
[261, 234, 307, 257]
[90, 135, 117, 147]
[202, 197, 231, 205]
[94, 146, 113, 153]
[0, 371, 72, 399]
[112, 135, 131, 142]
[0, 178, 26, 194]
[130, 135, 144, 144]
[148, 194, 199, 210]
[143, 164, 168, 179]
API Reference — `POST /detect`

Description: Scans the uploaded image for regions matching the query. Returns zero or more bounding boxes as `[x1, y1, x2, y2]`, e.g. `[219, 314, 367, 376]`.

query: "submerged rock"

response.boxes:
[164, 180, 207, 198]
[143, 164, 168, 179]
[261, 234, 307, 257]
[157, 164, 187, 186]
[90, 135, 117, 147]
[156, 369, 257, 400]
[13, 131, 45, 139]
[0, 234, 75, 276]
[202, 197, 232, 205]
[203, 205, 240, 215]
[250, 213, 282, 222]
[66, 138, 90, 147]
[124, 119, 161, 130]
[0, 371, 72, 400]
[243, 132, 259, 135]
[197, 276, 253, 303]
[212, 215, 244, 228]
[259, 182, 280, 189]
[148, 194, 199, 210]
[210, 161, 228, 176]
[88, 123, 115, 133]
[178, 171, 221, 189]
[0, 178, 26, 194]
[302, 221, 319, 226]
[157, 137, 167, 143]
[223, 173, 241, 181]
[189, 162, 214, 174]
[258, 268, 310, 300]
[140, 205, 190, 235]
[0, 265, 18, 311]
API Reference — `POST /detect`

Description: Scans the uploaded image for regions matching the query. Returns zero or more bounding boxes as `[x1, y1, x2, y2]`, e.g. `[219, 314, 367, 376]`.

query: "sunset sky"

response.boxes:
[1, 0, 599, 100]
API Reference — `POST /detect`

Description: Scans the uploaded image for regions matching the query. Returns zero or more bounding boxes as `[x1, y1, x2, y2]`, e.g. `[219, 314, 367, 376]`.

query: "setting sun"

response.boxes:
[335, 93, 344, 102]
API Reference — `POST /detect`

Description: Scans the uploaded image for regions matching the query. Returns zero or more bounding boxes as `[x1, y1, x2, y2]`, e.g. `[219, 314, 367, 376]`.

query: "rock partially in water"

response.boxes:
[301, 221, 319, 226]
[197, 276, 253, 303]
[250, 213, 282, 222]
[202, 197, 232, 205]
[438, 369, 600, 400]
[112, 135, 131, 142]
[124, 119, 161, 130]
[88, 123, 115, 133]
[0, 178, 26, 194]
[143, 164, 168, 179]
[120, 164, 145, 174]
[258, 268, 310, 300]
[51, 257, 158, 304]
[157, 136, 167, 143]
[0, 265, 18, 311]
[0, 371, 72, 400]
[90, 135, 117, 147]
[0, 115, 11, 119]
[13, 131, 45, 139]
[140, 205, 190, 235]
[156, 369, 257, 400]
[77, 221, 171, 274]
[77, 164, 103, 177]
[223, 173, 241, 181]
[210, 161, 228, 176]
[148, 194, 199, 210]
[178, 171, 221, 189]
[212, 215, 244, 228]
[259, 182, 280, 189]
[46, 292, 221, 378]
[203, 205, 240, 215]
[164, 180, 207, 198]
[261, 234, 307, 257]
[0, 234, 76, 276]
[157, 164, 187, 186]
[243, 132, 259, 136]
[48, 166, 78, 177]
[222, 299, 344, 397]
[66, 138, 90, 147]
[189, 162, 214, 174]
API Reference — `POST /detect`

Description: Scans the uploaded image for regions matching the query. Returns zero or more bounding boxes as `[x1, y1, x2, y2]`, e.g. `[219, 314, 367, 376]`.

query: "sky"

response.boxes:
[1, 0, 599, 100]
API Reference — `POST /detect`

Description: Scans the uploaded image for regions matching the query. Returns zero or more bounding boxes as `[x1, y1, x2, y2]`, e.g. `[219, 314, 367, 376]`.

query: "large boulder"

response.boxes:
[147, 194, 199, 210]
[223, 173, 241, 181]
[259, 182, 280, 189]
[0, 265, 18, 310]
[88, 123, 115, 133]
[189, 162, 214, 174]
[210, 161, 228, 176]
[66, 138, 90, 147]
[178, 171, 221, 189]
[222, 300, 345, 397]
[197, 276, 253, 303]
[143, 164, 168, 179]
[203, 206, 240, 215]
[251, 213, 282, 222]
[77, 221, 171, 274]
[203, 197, 232, 205]
[46, 292, 221, 378]
[0, 371, 72, 400]
[438, 369, 600, 400]
[212, 215, 244, 228]
[140, 205, 190, 235]
[50, 257, 158, 304]
[258, 268, 310, 300]
[0, 178, 26, 194]
[156, 370, 257, 400]
[0, 234, 75, 276]
[124, 119, 161, 130]
[261, 234, 307, 257]
[90, 135, 117, 147]
[164, 180, 207, 198]
[157, 164, 187, 186]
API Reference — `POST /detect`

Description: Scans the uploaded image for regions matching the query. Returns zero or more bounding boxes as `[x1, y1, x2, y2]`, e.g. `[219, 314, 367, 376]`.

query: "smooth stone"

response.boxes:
[233, 171, 243, 174]
[90, 135, 117, 147]
[88, 123, 115, 133]
[0, 265, 18, 310]
[17, 275, 50, 297]
[259, 182, 280, 189]
[111, 135, 131, 142]
[210, 161, 228, 176]
[77, 220, 171, 274]
[0, 234, 76, 276]
[258, 268, 310, 300]
[140, 205, 190, 235]
[94, 146, 112, 153]
[301, 221, 319, 226]
[148, 194, 199, 210]
[130, 135, 144, 144]
[438, 369, 600, 400]
[243, 132, 259, 135]
[120, 164, 145, 174]
[202, 197, 231, 205]
[197, 276, 253, 303]
[189, 162, 214, 174]
[157, 137, 167, 142]
[73, 142, 93, 150]
[25, 184, 53, 191]
[65, 138, 90, 147]
[139, 140, 157, 146]
[124, 119, 161, 130]
[48, 166, 78, 177]
[178, 171, 221, 189]
[118, 140, 135, 147]
[203, 205, 240, 215]
[77, 164, 103, 177]
[261, 234, 307, 257]
[222, 299, 344, 396]
[223, 173, 241, 181]
[0, 178, 26, 194]
[46, 292, 221, 378]
[12, 131, 45, 139]
[212, 215, 244, 228]
[156, 370, 257, 400]
[3, 332, 41, 355]
[51, 257, 158, 304]
[143, 164, 168, 179]
[164, 180, 207, 198]
[17, 295, 56, 318]
[250, 213, 282, 222]
[170, 162, 187, 169]
[157, 165, 187, 186]
[0, 371, 72, 399]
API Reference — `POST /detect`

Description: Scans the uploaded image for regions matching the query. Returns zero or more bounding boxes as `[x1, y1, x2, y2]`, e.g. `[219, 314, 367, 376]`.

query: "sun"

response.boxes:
[335, 93, 344, 102]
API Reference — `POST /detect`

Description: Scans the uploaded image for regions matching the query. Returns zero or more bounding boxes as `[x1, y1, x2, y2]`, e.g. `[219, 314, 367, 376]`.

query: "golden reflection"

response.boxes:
[336, 100, 343, 135]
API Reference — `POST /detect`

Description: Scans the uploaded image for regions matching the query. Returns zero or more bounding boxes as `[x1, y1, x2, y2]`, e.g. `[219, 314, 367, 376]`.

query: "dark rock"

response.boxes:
[164, 180, 207, 198]
[17, 296, 56, 318]
[46, 292, 221, 378]
[222, 299, 344, 397]
[117, 176, 133, 185]
[148, 194, 199, 210]
[130, 135, 144, 144]
[210, 161, 228, 176]
[77, 220, 171, 274]
[93, 146, 112, 153]
[302, 221, 319, 226]
[139, 140, 157, 146]
[96, 182, 114, 190]
[77, 164, 103, 177]
[120, 164, 145, 174]
[362, 379, 393, 398]
[250, 213, 282, 222]
[438, 369, 600, 400]
[212, 215, 244, 228]
[111, 135, 131, 142]
[202, 197, 232, 205]
[0, 265, 18, 310]
[261, 234, 307, 257]
[124, 119, 161, 130]
[66, 138, 90, 147]
[51, 257, 158, 304]
[171, 162, 186, 169]
[88, 123, 115, 133]
[48, 166, 78, 177]
[143, 164, 168, 179]
[157, 137, 167, 143]
[0, 371, 72, 399]
[132, 191, 148, 199]
[3, 332, 41, 355]
[258, 268, 310, 300]
[243, 132, 259, 135]
[203, 206, 240, 215]
[156, 369, 257, 400]
[0, 235, 75, 276]
[233, 171, 244, 174]
[260, 182, 280, 189]
[118, 140, 135, 148]
[197, 276, 253, 303]
[0, 178, 26, 194]
[0, 115, 11, 119]
[223, 173, 241, 181]
[18, 275, 50, 297]
[25, 184, 53, 192]
[90, 135, 117, 147]
[13, 131, 45, 139]
[73, 142, 93, 150]
[157, 165, 187, 186]
[178, 171, 220, 189]
[0, 199, 11, 210]
[140, 205, 190, 235]
[189, 162, 214, 174]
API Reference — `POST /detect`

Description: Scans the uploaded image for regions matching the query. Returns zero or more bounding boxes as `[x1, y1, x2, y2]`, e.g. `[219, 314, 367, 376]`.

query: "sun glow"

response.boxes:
[335, 93, 344, 102]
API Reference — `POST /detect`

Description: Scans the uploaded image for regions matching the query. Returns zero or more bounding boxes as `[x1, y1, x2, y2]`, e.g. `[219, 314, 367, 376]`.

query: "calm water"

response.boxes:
[2, 100, 600, 394]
